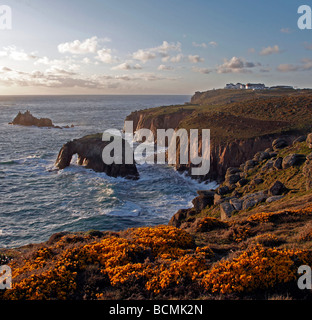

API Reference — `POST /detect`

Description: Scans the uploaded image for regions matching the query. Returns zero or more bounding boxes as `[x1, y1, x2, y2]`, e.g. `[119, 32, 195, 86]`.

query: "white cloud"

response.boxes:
[0, 46, 38, 61]
[58, 36, 99, 54]
[154, 41, 181, 54]
[192, 67, 212, 74]
[209, 41, 218, 48]
[217, 56, 260, 73]
[96, 48, 116, 64]
[259, 45, 281, 56]
[132, 49, 157, 63]
[158, 64, 174, 71]
[132, 41, 181, 63]
[170, 53, 184, 63]
[192, 42, 207, 48]
[112, 62, 142, 70]
[188, 55, 204, 63]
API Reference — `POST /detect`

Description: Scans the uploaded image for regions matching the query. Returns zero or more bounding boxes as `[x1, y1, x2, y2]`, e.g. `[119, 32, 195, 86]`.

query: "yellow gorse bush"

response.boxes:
[248, 205, 312, 223]
[201, 245, 312, 295]
[2, 223, 312, 300]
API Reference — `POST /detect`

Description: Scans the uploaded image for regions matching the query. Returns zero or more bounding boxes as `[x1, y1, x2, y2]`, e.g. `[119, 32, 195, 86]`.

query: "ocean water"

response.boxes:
[0, 95, 217, 249]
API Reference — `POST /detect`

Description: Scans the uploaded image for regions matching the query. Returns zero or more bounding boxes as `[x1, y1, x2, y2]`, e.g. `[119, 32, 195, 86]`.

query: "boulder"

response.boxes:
[269, 180, 287, 196]
[251, 178, 264, 185]
[272, 138, 288, 150]
[230, 198, 243, 211]
[214, 193, 224, 205]
[273, 157, 283, 170]
[266, 195, 284, 203]
[225, 173, 241, 185]
[55, 134, 139, 179]
[242, 191, 268, 210]
[168, 209, 188, 228]
[261, 160, 274, 172]
[258, 152, 271, 162]
[192, 191, 215, 212]
[236, 178, 249, 187]
[242, 198, 258, 210]
[225, 167, 241, 176]
[217, 186, 230, 195]
[220, 202, 234, 220]
[293, 136, 306, 145]
[282, 154, 305, 169]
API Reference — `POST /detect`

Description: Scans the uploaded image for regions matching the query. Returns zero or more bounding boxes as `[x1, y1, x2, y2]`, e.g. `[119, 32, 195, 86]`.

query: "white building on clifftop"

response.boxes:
[225, 82, 266, 90]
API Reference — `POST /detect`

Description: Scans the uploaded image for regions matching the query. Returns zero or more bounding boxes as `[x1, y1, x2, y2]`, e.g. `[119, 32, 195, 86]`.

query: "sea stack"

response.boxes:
[55, 134, 139, 180]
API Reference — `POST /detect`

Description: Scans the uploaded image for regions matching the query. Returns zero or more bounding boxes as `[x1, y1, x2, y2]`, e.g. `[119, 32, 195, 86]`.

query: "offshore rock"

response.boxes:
[55, 134, 139, 180]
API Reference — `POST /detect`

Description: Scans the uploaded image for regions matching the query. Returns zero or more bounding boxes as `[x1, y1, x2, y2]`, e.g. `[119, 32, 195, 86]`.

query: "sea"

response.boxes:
[0, 95, 217, 249]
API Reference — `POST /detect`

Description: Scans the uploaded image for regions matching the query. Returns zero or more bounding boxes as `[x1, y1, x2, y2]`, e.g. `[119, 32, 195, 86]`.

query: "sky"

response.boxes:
[0, 0, 311, 95]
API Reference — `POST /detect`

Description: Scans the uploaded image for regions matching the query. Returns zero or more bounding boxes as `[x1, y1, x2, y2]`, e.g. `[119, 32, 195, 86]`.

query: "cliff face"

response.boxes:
[125, 109, 194, 140]
[125, 109, 300, 182]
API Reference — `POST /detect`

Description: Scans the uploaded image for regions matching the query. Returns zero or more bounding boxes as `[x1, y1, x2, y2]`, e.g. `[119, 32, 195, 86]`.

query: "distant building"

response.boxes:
[270, 85, 294, 90]
[225, 83, 246, 89]
[224, 82, 294, 91]
[245, 83, 266, 90]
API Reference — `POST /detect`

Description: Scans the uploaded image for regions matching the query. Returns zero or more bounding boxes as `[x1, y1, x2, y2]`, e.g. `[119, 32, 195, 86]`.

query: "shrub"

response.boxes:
[201, 245, 312, 295]
[195, 217, 229, 232]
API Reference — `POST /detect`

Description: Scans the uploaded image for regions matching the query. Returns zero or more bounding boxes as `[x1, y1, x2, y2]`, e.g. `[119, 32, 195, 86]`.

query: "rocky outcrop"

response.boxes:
[10, 110, 74, 129]
[170, 134, 312, 226]
[55, 134, 139, 179]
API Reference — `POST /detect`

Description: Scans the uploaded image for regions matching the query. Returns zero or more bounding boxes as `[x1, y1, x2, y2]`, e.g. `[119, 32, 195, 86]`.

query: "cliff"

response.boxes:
[125, 90, 312, 182]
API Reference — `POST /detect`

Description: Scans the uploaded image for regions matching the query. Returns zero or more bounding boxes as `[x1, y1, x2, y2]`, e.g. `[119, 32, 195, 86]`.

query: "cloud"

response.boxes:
[158, 64, 174, 71]
[259, 45, 281, 56]
[96, 48, 116, 64]
[209, 41, 218, 48]
[188, 55, 204, 63]
[111, 62, 142, 70]
[132, 49, 157, 63]
[276, 59, 312, 72]
[170, 53, 184, 63]
[0, 66, 12, 72]
[217, 56, 260, 74]
[192, 67, 212, 74]
[192, 42, 207, 48]
[280, 28, 291, 34]
[276, 64, 300, 72]
[154, 41, 181, 54]
[58, 36, 99, 54]
[132, 41, 181, 63]
[0, 46, 38, 61]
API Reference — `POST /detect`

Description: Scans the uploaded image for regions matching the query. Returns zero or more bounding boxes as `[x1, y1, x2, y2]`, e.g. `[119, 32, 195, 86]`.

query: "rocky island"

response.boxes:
[9, 110, 74, 129]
